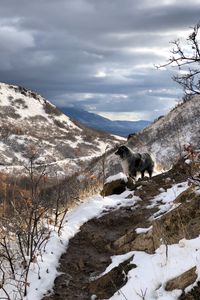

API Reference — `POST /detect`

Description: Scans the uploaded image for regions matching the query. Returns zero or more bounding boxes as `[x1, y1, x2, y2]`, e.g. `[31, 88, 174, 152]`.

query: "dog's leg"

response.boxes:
[147, 168, 153, 178]
[130, 170, 136, 178]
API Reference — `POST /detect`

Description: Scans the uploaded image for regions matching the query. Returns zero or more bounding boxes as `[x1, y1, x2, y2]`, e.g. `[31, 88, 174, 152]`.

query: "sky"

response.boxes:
[0, 0, 199, 121]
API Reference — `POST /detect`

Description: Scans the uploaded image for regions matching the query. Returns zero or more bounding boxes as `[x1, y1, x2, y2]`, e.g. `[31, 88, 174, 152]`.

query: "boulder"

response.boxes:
[101, 176, 136, 197]
[101, 179, 127, 196]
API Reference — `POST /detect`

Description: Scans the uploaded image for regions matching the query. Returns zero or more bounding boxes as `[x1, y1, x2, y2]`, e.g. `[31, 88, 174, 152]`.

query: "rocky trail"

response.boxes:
[43, 161, 200, 300]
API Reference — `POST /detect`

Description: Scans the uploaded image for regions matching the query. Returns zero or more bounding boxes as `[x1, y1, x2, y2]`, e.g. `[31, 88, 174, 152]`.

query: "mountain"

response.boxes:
[0, 83, 123, 176]
[59, 107, 150, 137]
[0, 85, 200, 300]
[123, 96, 200, 170]
[48, 161, 200, 299]
[86, 96, 200, 180]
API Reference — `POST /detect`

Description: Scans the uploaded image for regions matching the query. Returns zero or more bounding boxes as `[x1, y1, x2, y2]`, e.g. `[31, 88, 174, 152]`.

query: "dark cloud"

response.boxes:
[0, 0, 199, 120]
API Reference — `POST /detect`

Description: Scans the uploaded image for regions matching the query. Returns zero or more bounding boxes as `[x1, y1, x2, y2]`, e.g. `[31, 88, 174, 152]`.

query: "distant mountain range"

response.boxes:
[59, 107, 151, 137]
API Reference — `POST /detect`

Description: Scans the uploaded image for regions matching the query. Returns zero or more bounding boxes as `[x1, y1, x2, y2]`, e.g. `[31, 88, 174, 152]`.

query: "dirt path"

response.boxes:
[43, 166, 189, 300]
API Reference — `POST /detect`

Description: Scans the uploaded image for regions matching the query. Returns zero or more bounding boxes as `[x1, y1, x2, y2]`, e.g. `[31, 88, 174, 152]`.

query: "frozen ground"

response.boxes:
[0, 172, 198, 300]
[25, 175, 195, 300]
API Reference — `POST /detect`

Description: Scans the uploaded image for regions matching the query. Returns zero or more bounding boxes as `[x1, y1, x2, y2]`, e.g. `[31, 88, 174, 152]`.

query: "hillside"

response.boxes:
[125, 96, 200, 170]
[80, 96, 200, 188]
[0, 83, 123, 176]
[59, 107, 150, 137]
[0, 84, 199, 300]
[0, 138, 199, 300]
[34, 157, 200, 300]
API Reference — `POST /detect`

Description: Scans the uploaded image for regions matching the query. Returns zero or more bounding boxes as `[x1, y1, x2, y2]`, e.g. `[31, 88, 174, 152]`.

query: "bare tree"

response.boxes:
[158, 23, 200, 99]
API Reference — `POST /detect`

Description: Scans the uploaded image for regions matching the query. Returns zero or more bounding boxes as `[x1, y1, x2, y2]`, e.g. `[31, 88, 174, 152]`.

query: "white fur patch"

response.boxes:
[121, 159, 129, 175]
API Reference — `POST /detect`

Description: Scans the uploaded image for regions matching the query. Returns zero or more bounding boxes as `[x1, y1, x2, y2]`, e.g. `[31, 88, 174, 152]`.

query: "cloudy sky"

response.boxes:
[0, 0, 199, 121]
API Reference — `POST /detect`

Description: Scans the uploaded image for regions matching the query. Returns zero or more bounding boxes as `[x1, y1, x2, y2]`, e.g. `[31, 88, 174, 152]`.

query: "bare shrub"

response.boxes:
[0, 148, 69, 298]
[0, 124, 24, 140]
[0, 106, 21, 119]
[43, 102, 62, 116]
[53, 119, 66, 129]
[158, 23, 200, 98]
[9, 97, 28, 109]
[29, 115, 48, 123]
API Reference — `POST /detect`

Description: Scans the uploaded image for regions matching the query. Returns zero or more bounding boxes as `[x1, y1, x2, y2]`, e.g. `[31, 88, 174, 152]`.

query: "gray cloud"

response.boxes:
[0, 0, 199, 120]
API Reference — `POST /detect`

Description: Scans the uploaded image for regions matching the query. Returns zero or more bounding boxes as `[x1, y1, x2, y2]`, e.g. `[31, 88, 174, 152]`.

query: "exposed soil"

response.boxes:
[42, 162, 193, 300]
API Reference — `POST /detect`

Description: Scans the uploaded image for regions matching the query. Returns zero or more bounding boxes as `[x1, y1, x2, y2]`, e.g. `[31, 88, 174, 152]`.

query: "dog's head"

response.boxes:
[115, 145, 130, 159]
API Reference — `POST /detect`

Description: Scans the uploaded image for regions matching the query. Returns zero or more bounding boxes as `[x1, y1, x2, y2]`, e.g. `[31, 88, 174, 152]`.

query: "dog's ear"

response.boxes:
[115, 146, 122, 156]
[115, 149, 119, 155]
[115, 145, 125, 155]
[135, 153, 141, 167]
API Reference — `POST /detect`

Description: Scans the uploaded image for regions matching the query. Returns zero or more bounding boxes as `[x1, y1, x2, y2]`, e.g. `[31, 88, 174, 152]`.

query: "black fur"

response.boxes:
[115, 145, 154, 179]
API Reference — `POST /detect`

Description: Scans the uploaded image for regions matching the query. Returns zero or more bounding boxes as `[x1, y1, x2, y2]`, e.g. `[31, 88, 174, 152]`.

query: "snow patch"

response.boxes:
[106, 172, 128, 184]
[148, 182, 189, 219]
[109, 237, 200, 300]
[135, 226, 153, 234]
[25, 192, 139, 300]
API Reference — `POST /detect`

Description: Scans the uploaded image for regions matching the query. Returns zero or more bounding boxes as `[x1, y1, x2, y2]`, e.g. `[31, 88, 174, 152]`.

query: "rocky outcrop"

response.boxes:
[112, 228, 155, 254]
[43, 162, 200, 300]
[101, 178, 127, 196]
[127, 95, 200, 169]
[152, 188, 200, 249]
[101, 177, 135, 196]
[89, 255, 136, 299]
[165, 267, 197, 291]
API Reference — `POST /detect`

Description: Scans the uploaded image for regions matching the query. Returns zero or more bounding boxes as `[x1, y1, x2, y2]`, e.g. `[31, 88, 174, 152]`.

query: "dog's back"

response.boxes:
[139, 153, 154, 170]
[115, 145, 154, 178]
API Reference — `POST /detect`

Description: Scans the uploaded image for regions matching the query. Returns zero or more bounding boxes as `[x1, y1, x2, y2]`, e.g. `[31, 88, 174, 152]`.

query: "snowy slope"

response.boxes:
[0, 82, 123, 175]
[83, 97, 200, 181]
[127, 96, 200, 169]
[0, 153, 200, 299]
[11, 172, 200, 300]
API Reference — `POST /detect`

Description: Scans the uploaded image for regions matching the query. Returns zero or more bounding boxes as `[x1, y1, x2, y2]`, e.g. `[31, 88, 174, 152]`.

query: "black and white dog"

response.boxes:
[115, 145, 154, 179]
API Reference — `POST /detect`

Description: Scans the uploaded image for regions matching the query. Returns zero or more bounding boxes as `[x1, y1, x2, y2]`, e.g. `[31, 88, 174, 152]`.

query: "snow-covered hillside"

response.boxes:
[0, 81, 199, 300]
[84, 97, 200, 181]
[0, 82, 123, 175]
[127, 96, 200, 169]
[9, 160, 198, 300]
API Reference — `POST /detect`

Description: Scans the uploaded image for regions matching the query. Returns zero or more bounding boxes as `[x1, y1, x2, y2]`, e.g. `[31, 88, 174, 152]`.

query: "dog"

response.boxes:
[115, 145, 154, 179]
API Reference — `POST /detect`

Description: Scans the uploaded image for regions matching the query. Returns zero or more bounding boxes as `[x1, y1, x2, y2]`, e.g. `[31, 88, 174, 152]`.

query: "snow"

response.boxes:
[23, 178, 196, 300]
[0, 82, 123, 177]
[136, 226, 152, 234]
[108, 237, 200, 300]
[24, 191, 140, 300]
[148, 182, 189, 219]
[96, 139, 110, 153]
[92, 252, 135, 280]
[127, 96, 200, 171]
[0, 175, 199, 300]
[0, 83, 47, 119]
[185, 159, 192, 165]
[54, 112, 81, 130]
[105, 172, 128, 184]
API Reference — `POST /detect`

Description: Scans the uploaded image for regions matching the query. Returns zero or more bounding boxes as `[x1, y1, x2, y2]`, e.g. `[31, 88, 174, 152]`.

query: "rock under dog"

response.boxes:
[115, 145, 154, 179]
